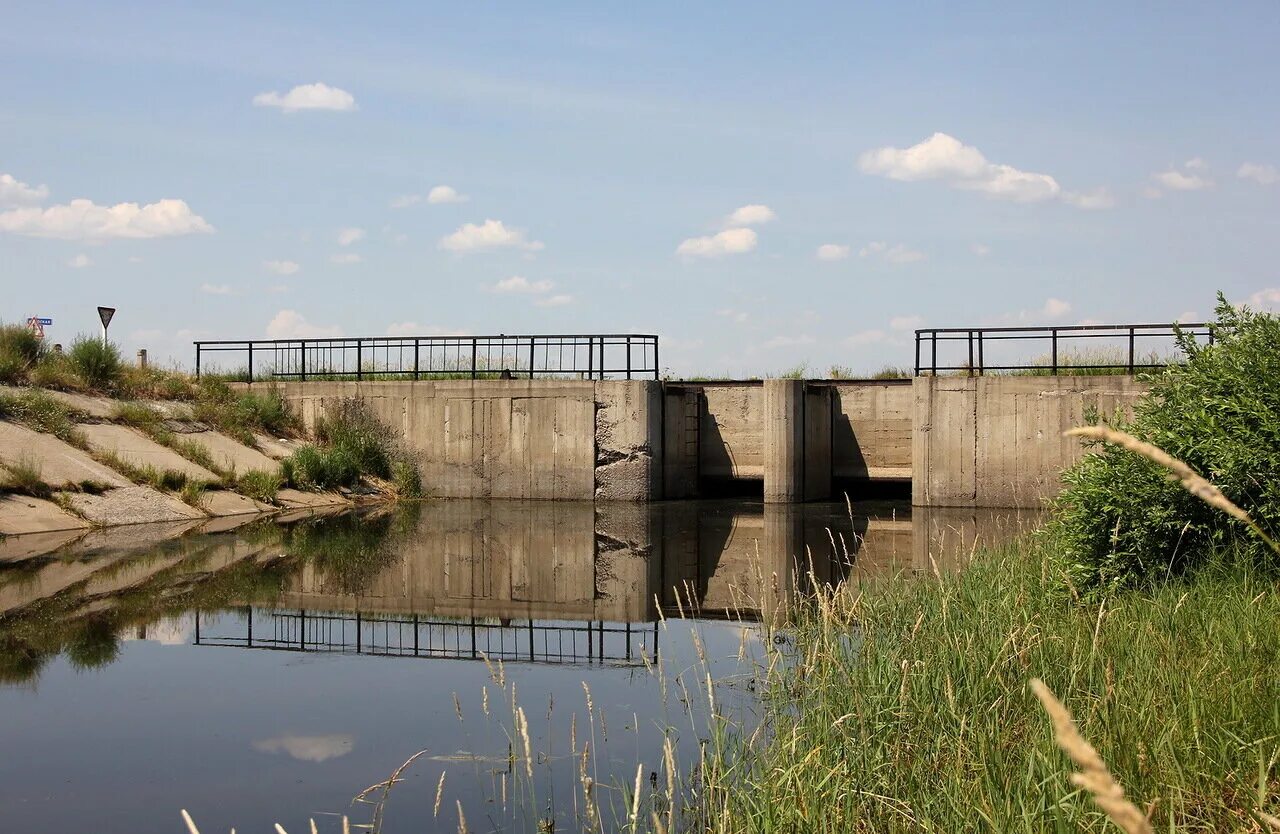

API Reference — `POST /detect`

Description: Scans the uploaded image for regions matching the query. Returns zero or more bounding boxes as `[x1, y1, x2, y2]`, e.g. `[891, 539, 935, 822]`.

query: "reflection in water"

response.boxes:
[0, 500, 1039, 683]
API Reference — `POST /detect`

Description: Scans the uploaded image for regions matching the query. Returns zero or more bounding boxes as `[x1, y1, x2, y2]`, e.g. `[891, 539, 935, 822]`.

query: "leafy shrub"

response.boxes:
[283, 398, 421, 495]
[28, 352, 82, 390]
[191, 380, 298, 445]
[67, 336, 122, 391]
[0, 324, 45, 384]
[237, 469, 284, 502]
[1049, 294, 1280, 592]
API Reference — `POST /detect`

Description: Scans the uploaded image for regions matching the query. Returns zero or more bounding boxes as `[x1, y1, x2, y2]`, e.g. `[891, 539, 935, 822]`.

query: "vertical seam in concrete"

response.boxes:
[970, 378, 979, 502]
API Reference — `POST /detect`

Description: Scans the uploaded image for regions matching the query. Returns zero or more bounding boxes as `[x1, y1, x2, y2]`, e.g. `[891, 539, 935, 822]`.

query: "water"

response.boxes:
[0, 499, 1035, 832]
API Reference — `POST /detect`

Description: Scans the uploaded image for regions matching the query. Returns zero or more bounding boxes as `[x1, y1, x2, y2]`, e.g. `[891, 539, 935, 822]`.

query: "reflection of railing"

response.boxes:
[193, 609, 658, 666]
[914, 323, 1212, 376]
[192, 334, 660, 382]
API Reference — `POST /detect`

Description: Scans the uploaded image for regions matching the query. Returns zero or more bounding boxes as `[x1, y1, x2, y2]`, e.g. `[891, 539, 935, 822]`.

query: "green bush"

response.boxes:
[315, 398, 394, 478]
[1049, 294, 1280, 592]
[0, 324, 45, 384]
[29, 352, 82, 390]
[282, 398, 421, 495]
[191, 380, 298, 445]
[237, 469, 284, 502]
[67, 336, 122, 391]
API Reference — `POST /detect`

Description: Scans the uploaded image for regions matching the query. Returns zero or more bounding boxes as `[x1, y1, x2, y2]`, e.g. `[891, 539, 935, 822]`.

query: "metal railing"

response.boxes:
[193, 333, 660, 382]
[914, 323, 1212, 376]
[193, 608, 658, 666]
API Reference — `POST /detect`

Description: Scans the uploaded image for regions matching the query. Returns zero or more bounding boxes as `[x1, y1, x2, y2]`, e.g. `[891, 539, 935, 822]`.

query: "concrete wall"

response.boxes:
[912, 375, 1148, 508]
[831, 381, 913, 480]
[265, 380, 662, 502]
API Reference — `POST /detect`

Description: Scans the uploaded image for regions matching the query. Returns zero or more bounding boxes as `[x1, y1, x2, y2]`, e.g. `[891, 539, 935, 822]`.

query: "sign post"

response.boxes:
[97, 306, 116, 346]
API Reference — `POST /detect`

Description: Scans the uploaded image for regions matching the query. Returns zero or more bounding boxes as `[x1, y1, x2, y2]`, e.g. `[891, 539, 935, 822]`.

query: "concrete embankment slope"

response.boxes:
[0, 386, 349, 545]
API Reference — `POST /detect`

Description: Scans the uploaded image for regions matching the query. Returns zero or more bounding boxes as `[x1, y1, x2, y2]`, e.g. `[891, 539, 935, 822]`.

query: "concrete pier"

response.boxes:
[763, 379, 804, 503]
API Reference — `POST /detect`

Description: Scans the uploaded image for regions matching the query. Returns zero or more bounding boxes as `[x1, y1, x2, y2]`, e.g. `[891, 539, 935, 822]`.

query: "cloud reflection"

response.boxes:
[252, 734, 355, 762]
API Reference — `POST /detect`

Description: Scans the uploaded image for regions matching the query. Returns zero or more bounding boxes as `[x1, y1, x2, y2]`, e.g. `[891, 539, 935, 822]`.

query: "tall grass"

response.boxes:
[67, 335, 123, 390]
[0, 323, 45, 384]
[282, 398, 422, 497]
[696, 539, 1280, 833]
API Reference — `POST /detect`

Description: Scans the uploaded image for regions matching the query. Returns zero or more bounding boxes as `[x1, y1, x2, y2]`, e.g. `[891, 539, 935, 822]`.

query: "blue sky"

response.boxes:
[3, 2, 1278, 375]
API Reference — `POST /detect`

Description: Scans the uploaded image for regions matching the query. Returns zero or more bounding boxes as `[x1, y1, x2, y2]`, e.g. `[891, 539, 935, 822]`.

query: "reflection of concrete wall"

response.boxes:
[913, 376, 1147, 507]
[265, 380, 663, 502]
[910, 506, 1045, 574]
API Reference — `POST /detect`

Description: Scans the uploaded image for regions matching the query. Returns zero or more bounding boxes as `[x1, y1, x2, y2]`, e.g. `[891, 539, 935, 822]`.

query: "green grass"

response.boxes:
[0, 456, 51, 498]
[0, 389, 86, 444]
[190, 379, 299, 445]
[0, 323, 45, 385]
[699, 540, 1280, 834]
[67, 335, 123, 390]
[281, 397, 422, 496]
[236, 469, 283, 502]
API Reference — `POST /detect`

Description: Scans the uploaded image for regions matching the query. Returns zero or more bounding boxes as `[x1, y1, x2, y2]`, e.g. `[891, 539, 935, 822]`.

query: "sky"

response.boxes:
[2, 2, 1278, 376]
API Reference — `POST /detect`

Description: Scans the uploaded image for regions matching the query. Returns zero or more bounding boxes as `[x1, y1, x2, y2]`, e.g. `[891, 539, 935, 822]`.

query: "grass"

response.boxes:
[236, 469, 283, 502]
[0, 389, 86, 444]
[281, 397, 422, 497]
[0, 456, 51, 498]
[694, 539, 1280, 834]
[67, 336, 123, 390]
[0, 324, 45, 385]
[190, 379, 298, 445]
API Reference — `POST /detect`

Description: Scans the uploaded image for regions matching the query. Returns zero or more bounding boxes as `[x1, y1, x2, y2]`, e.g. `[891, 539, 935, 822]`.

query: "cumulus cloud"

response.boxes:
[1247, 288, 1280, 310]
[889, 315, 923, 331]
[717, 308, 750, 324]
[200, 283, 233, 295]
[440, 219, 543, 253]
[1238, 162, 1279, 186]
[763, 334, 816, 350]
[252, 734, 355, 763]
[859, 132, 1061, 203]
[534, 294, 573, 308]
[1062, 187, 1116, 210]
[492, 275, 553, 294]
[0, 198, 212, 241]
[252, 83, 356, 113]
[843, 330, 886, 347]
[859, 241, 925, 264]
[428, 185, 468, 204]
[389, 194, 422, 209]
[266, 310, 342, 339]
[971, 243, 991, 257]
[676, 227, 757, 258]
[726, 204, 776, 226]
[815, 243, 850, 261]
[386, 322, 421, 336]
[264, 259, 300, 275]
[330, 253, 362, 265]
[337, 227, 365, 246]
[1042, 298, 1072, 318]
[68, 253, 92, 269]
[0, 173, 49, 207]
[1152, 169, 1212, 191]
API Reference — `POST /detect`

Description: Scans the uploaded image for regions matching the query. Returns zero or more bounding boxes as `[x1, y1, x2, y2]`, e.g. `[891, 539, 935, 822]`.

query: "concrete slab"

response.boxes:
[147, 400, 195, 420]
[25, 388, 117, 419]
[67, 519, 204, 557]
[0, 421, 131, 488]
[79, 424, 219, 482]
[253, 433, 305, 460]
[199, 489, 274, 517]
[184, 431, 279, 474]
[0, 494, 91, 536]
[276, 488, 351, 509]
[0, 529, 86, 562]
[61, 486, 206, 526]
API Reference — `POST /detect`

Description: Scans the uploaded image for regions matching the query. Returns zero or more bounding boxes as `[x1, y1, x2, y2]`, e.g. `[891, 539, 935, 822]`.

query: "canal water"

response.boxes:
[0, 499, 1036, 833]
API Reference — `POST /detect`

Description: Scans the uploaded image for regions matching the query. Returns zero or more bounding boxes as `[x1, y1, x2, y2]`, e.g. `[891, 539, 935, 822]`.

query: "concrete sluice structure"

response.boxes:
[0, 500, 1037, 675]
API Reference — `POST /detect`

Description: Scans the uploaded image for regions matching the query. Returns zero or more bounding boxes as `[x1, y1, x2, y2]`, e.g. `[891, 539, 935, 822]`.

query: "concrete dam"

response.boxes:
[256, 374, 1148, 509]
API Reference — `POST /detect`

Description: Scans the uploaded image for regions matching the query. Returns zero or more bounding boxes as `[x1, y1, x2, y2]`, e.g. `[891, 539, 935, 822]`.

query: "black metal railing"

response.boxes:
[192, 609, 658, 666]
[193, 333, 659, 382]
[914, 323, 1212, 376]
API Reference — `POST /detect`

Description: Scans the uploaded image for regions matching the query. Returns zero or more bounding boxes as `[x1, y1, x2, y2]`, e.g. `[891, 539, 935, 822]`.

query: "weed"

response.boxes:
[179, 480, 206, 508]
[0, 389, 86, 444]
[0, 324, 46, 384]
[1, 456, 51, 498]
[237, 469, 283, 503]
[67, 336, 123, 391]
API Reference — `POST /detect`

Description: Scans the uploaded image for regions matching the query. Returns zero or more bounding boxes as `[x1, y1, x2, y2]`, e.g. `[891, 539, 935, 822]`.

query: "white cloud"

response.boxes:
[1152, 169, 1212, 191]
[1042, 298, 1072, 319]
[252, 83, 356, 113]
[1238, 162, 1279, 186]
[200, 283, 232, 295]
[971, 243, 991, 257]
[1062, 187, 1115, 210]
[330, 253, 362, 265]
[389, 194, 422, 209]
[717, 308, 750, 324]
[726, 204, 776, 226]
[337, 227, 365, 246]
[67, 253, 92, 269]
[534, 294, 573, 308]
[1247, 288, 1280, 310]
[252, 734, 355, 763]
[427, 185, 468, 204]
[815, 243, 850, 261]
[386, 322, 421, 336]
[1184, 157, 1207, 170]
[440, 219, 544, 253]
[676, 227, 757, 258]
[0, 198, 212, 241]
[0, 173, 49, 207]
[1174, 310, 1200, 322]
[1141, 186, 1164, 199]
[266, 310, 342, 339]
[264, 259, 300, 275]
[843, 330, 886, 347]
[889, 315, 923, 331]
[859, 241, 925, 264]
[763, 334, 816, 350]
[492, 275, 553, 294]
[859, 132, 1061, 203]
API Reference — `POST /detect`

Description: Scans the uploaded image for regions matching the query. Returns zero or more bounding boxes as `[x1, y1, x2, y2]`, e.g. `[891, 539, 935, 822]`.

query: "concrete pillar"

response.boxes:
[803, 384, 833, 501]
[136, 349, 148, 369]
[763, 378, 804, 503]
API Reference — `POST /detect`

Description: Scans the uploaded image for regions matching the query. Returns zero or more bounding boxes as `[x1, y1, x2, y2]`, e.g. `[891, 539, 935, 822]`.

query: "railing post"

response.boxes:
[300, 340, 307, 381]
[247, 343, 254, 384]
[470, 338, 478, 380]
[528, 338, 536, 380]
[195, 344, 201, 379]
[652, 337, 659, 380]
[977, 331, 985, 375]
[413, 339, 420, 381]
[930, 332, 937, 376]
[587, 337, 593, 379]
[625, 337, 632, 379]
[967, 330, 974, 376]
[913, 332, 920, 376]
[1051, 329, 1059, 375]
[356, 340, 363, 381]
[1128, 327, 1135, 373]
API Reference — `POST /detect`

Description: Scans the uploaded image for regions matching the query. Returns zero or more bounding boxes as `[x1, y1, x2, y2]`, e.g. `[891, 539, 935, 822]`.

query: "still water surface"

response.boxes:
[0, 499, 1034, 832]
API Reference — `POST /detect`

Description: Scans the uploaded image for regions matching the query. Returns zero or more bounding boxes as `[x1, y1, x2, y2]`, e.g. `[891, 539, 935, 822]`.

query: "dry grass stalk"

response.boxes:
[434, 770, 447, 817]
[1029, 678, 1153, 834]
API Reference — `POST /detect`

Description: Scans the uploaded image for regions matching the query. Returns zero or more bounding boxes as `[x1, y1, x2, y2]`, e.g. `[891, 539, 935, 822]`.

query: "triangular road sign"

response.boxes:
[97, 306, 116, 328]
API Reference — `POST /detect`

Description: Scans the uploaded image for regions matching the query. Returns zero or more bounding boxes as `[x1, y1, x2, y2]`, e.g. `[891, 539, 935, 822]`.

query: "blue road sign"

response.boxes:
[36, 318, 53, 326]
